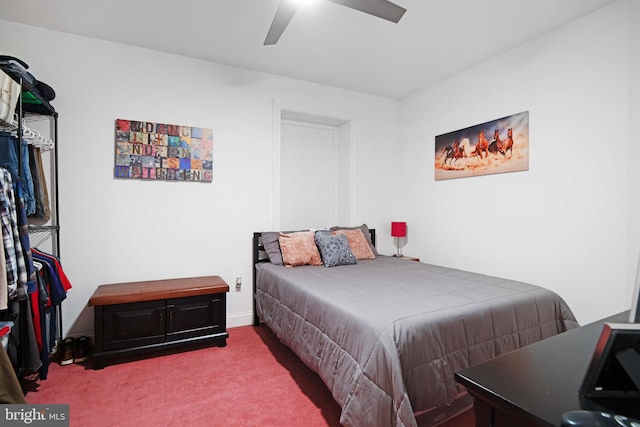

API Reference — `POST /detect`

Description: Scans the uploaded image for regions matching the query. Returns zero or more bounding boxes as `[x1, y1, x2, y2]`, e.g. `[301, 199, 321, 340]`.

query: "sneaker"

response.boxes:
[73, 336, 91, 363]
[60, 337, 75, 365]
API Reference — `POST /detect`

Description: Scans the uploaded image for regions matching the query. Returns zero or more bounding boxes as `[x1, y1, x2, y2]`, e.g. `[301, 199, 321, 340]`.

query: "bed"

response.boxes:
[252, 226, 579, 427]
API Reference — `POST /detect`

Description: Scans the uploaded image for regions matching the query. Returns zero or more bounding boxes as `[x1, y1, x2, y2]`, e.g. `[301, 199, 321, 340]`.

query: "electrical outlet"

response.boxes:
[235, 277, 242, 292]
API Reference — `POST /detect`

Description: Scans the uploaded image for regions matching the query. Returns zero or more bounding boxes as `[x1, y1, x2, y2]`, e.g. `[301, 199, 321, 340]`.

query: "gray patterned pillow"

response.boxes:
[314, 230, 357, 268]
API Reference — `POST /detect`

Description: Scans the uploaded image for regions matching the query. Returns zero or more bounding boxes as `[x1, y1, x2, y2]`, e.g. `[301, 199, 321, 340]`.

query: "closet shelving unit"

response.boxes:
[0, 74, 60, 387]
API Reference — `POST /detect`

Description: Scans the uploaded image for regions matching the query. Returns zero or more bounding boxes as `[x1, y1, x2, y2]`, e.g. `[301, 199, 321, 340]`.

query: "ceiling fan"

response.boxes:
[264, 0, 407, 45]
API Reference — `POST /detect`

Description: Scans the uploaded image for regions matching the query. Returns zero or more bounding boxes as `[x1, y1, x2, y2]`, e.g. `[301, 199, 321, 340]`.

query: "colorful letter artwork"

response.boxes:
[114, 119, 213, 182]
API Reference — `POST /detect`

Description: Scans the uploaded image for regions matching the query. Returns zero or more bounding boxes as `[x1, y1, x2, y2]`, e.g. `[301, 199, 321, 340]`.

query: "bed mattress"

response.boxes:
[255, 256, 578, 427]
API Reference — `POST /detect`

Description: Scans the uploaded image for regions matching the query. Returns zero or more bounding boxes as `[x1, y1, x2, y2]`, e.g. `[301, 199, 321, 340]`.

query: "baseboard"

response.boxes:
[226, 311, 254, 328]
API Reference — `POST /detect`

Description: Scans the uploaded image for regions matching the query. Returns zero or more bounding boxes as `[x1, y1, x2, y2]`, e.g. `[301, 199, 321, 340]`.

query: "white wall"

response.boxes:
[399, 0, 632, 325]
[0, 20, 400, 336]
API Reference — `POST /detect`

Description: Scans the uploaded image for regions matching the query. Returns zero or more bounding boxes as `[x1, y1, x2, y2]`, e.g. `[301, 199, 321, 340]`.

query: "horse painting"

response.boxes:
[471, 130, 489, 158]
[504, 127, 514, 156]
[442, 140, 466, 166]
[434, 110, 529, 180]
[488, 129, 505, 156]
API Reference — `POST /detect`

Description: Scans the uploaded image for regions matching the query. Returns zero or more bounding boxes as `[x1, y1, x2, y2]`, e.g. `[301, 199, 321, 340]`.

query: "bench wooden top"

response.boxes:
[89, 276, 229, 306]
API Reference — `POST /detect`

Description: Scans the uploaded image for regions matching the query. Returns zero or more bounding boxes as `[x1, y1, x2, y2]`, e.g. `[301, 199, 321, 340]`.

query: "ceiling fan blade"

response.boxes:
[264, 0, 299, 45]
[329, 0, 406, 23]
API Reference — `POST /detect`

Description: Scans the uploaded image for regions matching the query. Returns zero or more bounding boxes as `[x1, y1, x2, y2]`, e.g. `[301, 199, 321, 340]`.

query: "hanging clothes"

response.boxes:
[28, 144, 50, 221]
[30, 247, 71, 379]
[0, 131, 36, 216]
[1, 61, 60, 389]
[0, 344, 26, 404]
[32, 248, 70, 303]
[0, 234, 6, 310]
[0, 161, 61, 380]
[0, 168, 28, 302]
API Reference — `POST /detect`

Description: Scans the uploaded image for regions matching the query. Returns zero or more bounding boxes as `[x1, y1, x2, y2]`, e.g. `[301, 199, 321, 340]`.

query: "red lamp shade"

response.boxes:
[391, 222, 407, 238]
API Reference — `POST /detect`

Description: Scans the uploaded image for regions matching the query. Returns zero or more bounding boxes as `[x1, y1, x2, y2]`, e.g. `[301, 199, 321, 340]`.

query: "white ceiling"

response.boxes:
[0, 0, 617, 99]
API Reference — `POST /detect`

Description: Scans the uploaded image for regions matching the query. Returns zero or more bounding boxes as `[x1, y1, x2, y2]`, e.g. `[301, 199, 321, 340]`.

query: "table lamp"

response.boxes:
[391, 221, 407, 257]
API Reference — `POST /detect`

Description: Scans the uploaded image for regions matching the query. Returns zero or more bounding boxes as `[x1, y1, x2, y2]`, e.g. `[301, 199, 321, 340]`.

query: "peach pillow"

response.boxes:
[332, 229, 375, 260]
[278, 231, 322, 267]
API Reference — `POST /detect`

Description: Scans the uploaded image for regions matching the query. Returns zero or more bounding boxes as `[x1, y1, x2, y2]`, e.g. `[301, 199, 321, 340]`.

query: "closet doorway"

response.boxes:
[273, 106, 356, 231]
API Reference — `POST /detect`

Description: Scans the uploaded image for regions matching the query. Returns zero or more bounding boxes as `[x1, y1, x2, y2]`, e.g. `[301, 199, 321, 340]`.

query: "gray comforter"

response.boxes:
[255, 256, 578, 427]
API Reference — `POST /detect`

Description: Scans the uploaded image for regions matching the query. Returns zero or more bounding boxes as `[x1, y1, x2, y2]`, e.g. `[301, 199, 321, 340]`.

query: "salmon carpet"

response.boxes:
[25, 325, 474, 427]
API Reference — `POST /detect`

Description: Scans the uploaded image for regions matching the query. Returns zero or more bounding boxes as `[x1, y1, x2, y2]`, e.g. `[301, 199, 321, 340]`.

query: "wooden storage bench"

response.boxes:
[89, 276, 228, 369]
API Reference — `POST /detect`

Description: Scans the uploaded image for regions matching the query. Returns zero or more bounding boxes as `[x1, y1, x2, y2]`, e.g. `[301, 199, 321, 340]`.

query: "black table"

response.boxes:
[455, 312, 640, 427]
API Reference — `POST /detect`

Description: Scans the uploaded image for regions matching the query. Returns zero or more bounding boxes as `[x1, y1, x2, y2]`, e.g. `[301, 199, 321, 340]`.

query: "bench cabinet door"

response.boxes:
[166, 294, 226, 341]
[102, 300, 166, 351]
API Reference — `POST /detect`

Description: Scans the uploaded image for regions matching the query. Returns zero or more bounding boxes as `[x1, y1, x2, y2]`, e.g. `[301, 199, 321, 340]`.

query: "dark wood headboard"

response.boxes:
[252, 229, 376, 326]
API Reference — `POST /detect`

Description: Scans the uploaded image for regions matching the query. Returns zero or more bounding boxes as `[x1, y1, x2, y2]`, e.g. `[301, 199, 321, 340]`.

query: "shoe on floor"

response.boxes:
[73, 336, 91, 363]
[60, 337, 75, 366]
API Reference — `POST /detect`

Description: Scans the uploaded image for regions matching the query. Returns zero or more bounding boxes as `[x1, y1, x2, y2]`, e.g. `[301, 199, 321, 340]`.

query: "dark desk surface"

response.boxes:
[455, 312, 640, 427]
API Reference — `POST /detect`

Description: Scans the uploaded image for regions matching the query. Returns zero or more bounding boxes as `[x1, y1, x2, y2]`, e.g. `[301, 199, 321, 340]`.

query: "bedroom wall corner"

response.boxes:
[398, 1, 630, 325]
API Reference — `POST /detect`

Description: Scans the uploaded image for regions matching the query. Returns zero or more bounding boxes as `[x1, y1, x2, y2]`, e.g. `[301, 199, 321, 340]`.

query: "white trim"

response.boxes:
[272, 100, 282, 230]
[348, 120, 358, 224]
[226, 311, 255, 328]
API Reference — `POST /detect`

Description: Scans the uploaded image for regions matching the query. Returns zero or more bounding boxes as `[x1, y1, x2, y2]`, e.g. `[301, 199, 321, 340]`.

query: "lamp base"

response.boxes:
[393, 236, 404, 258]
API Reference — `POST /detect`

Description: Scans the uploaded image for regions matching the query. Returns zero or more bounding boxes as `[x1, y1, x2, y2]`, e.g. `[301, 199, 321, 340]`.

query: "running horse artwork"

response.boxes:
[504, 127, 514, 156]
[434, 111, 529, 181]
[488, 129, 505, 156]
[442, 140, 466, 166]
[471, 131, 489, 158]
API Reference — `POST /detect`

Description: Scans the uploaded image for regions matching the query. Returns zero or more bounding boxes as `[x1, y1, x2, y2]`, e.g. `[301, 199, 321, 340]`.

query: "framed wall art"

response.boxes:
[114, 118, 213, 182]
[434, 111, 529, 181]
